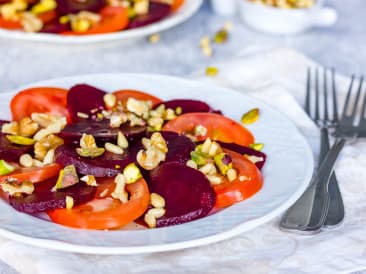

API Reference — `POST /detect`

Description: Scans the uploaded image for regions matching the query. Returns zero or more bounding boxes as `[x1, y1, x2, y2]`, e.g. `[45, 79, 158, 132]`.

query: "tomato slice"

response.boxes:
[0, 164, 62, 184]
[61, 7, 128, 35]
[38, 10, 57, 24]
[163, 112, 254, 146]
[112, 89, 162, 107]
[0, 16, 21, 30]
[48, 178, 150, 229]
[171, 0, 185, 11]
[214, 149, 263, 209]
[10, 87, 70, 122]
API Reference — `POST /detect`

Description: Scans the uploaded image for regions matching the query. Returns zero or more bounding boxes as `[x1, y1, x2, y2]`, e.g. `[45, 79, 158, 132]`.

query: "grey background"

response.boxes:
[0, 0, 365, 92]
[0, 0, 365, 273]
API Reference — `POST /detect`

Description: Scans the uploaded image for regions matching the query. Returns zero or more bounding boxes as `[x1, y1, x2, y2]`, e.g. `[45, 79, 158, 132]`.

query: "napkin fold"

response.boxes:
[0, 47, 365, 274]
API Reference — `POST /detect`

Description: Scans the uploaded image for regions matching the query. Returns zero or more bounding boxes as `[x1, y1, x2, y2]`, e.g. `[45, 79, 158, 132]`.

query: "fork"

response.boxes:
[305, 68, 344, 227]
[280, 74, 365, 233]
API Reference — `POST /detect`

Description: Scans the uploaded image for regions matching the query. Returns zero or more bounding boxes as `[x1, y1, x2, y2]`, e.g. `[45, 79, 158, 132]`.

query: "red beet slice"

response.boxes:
[9, 183, 96, 214]
[54, 144, 140, 177]
[41, 21, 71, 33]
[128, 2, 170, 29]
[0, 120, 33, 161]
[156, 99, 220, 114]
[56, 0, 105, 15]
[217, 141, 267, 170]
[147, 162, 216, 227]
[67, 84, 106, 123]
[0, 136, 33, 162]
[156, 131, 195, 165]
[59, 119, 146, 145]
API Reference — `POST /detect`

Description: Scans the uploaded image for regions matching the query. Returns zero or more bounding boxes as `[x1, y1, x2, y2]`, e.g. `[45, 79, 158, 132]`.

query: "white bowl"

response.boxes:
[238, 0, 337, 35]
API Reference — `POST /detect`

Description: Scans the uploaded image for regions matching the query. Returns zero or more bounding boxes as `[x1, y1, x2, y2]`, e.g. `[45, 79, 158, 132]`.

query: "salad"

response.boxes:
[0, 0, 184, 34]
[0, 84, 265, 230]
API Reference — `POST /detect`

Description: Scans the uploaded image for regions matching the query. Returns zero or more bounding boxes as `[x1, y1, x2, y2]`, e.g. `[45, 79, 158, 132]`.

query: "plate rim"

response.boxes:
[0, 73, 314, 254]
[0, 0, 203, 44]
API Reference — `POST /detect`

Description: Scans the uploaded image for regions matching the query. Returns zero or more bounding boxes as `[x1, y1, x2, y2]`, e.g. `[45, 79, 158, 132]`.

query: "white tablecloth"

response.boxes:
[0, 48, 365, 274]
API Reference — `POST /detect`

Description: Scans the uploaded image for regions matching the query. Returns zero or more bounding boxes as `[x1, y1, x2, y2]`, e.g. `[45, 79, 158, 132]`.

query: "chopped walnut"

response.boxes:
[1, 179, 34, 196]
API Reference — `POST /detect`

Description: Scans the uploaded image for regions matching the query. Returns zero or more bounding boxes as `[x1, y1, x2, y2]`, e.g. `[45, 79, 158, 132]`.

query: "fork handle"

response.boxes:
[319, 129, 345, 227]
[280, 138, 345, 232]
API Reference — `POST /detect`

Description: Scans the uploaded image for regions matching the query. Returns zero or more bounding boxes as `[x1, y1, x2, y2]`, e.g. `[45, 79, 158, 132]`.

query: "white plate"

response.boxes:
[0, 0, 202, 44]
[0, 74, 314, 254]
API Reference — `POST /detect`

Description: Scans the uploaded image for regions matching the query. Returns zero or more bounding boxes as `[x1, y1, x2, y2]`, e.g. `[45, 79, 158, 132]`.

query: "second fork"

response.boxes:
[280, 71, 365, 233]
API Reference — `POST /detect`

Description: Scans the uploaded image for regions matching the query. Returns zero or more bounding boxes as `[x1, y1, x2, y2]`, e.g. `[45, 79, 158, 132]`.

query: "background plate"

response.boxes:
[0, 0, 202, 44]
[0, 74, 313, 254]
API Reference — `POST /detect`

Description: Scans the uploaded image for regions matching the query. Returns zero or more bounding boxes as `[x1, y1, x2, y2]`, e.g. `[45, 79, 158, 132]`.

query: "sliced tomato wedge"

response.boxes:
[163, 112, 254, 146]
[0, 164, 62, 184]
[38, 10, 58, 24]
[0, 16, 21, 29]
[112, 89, 162, 107]
[10, 87, 70, 122]
[214, 149, 263, 209]
[171, 0, 185, 11]
[48, 177, 150, 229]
[61, 6, 129, 35]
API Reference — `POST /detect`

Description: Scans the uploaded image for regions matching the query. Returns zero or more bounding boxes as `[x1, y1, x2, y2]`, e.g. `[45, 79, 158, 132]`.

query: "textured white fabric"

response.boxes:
[0, 48, 365, 274]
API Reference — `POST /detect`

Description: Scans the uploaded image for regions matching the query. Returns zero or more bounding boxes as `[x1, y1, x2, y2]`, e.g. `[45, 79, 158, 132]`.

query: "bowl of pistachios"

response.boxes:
[239, 0, 337, 34]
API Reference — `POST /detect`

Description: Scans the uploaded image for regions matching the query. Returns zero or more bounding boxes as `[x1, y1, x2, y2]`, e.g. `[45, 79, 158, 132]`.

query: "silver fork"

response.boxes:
[280, 74, 365, 233]
[305, 68, 344, 227]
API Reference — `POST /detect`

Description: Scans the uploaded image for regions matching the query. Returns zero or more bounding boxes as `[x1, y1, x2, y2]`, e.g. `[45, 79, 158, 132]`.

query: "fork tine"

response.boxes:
[305, 67, 311, 116]
[361, 91, 366, 121]
[350, 76, 364, 119]
[331, 68, 339, 123]
[315, 68, 320, 121]
[342, 75, 355, 118]
[323, 68, 329, 121]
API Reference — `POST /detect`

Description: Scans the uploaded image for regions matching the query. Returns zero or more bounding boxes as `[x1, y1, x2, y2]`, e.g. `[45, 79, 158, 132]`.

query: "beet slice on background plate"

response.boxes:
[146, 162, 216, 227]
[56, 0, 105, 15]
[41, 21, 71, 34]
[217, 141, 267, 170]
[59, 119, 146, 145]
[128, 2, 171, 29]
[67, 84, 106, 122]
[155, 99, 221, 114]
[9, 183, 96, 214]
[55, 144, 141, 177]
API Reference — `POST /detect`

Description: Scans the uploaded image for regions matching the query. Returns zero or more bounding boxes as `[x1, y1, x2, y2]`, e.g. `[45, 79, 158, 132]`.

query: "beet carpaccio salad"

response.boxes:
[0, 0, 184, 34]
[0, 84, 266, 230]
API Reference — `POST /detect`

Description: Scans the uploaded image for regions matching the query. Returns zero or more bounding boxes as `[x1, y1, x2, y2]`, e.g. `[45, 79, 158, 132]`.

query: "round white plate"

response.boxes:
[0, 74, 314, 254]
[0, 0, 202, 44]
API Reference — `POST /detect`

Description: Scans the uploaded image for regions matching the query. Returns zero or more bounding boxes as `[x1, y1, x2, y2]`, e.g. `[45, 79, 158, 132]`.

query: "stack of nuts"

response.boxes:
[186, 137, 238, 185]
[1, 113, 66, 168]
[111, 163, 142, 203]
[248, 0, 315, 8]
[144, 192, 166, 228]
[137, 132, 168, 170]
[101, 93, 181, 132]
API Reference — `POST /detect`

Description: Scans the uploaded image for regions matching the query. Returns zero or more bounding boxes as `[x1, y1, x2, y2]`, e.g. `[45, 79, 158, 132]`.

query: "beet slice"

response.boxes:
[41, 21, 71, 33]
[9, 183, 96, 214]
[0, 120, 33, 161]
[56, 0, 105, 15]
[217, 141, 267, 170]
[147, 162, 216, 227]
[156, 99, 220, 114]
[156, 131, 195, 165]
[59, 119, 146, 145]
[0, 136, 33, 162]
[54, 144, 140, 177]
[128, 2, 170, 29]
[67, 84, 106, 123]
